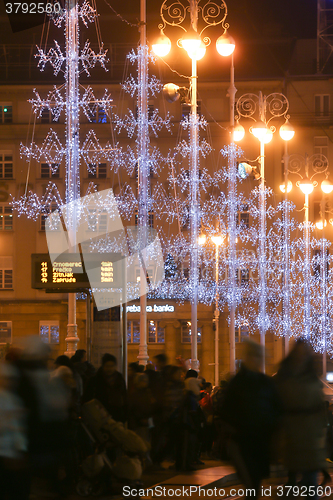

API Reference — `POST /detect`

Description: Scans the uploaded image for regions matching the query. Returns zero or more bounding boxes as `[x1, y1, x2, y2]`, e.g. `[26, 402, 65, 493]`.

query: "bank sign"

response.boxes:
[126, 304, 175, 313]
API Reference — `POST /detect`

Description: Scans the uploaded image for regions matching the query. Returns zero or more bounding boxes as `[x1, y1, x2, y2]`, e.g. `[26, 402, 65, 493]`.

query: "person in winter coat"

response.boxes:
[174, 377, 203, 471]
[82, 353, 127, 423]
[220, 340, 281, 500]
[275, 338, 327, 493]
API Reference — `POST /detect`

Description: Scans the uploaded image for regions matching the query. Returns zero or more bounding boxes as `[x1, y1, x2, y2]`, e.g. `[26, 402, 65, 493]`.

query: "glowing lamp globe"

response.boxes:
[316, 220, 327, 230]
[198, 234, 207, 245]
[181, 28, 204, 60]
[321, 179, 333, 194]
[263, 128, 273, 144]
[152, 33, 171, 57]
[211, 235, 224, 246]
[279, 120, 295, 141]
[279, 180, 292, 193]
[251, 120, 268, 141]
[299, 178, 314, 195]
[233, 122, 245, 141]
[216, 34, 235, 57]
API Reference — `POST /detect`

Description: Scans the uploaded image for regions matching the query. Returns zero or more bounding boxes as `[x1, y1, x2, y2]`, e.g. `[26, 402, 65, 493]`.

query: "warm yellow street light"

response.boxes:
[216, 33, 235, 56]
[298, 177, 315, 195]
[152, 32, 171, 57]
[279, 119, 295, 141]
[321, 179, 333, 194]
[279, 180, 293, 193]
[211, 235, 224, 246]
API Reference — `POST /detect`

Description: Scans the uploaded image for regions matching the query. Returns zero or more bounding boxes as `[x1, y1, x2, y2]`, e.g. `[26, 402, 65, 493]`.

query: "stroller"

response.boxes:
[74, 399, 148, 497]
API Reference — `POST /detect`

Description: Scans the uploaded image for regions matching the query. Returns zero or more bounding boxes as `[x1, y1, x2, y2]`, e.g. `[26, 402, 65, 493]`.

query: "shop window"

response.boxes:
[0, 321, 11, 344]
[127, 320, 140, 343]
[39, 320, 59, 344]
[0, 153, 13, 179]
[148, 320, 165, 343]
[181, 320, 201, 343]
[0, 205, 13, 230]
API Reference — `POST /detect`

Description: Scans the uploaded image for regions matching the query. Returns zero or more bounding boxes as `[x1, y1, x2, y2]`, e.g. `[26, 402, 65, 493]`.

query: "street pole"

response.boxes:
[283, 142, 290, 355]
[65, 0, 79, 357]
[228, 52, 237, 374]
[304, 157, 311, 341]
[138, 0, 149, 366]
[190, 51, 199, 371]
[214, 242, 220, 385]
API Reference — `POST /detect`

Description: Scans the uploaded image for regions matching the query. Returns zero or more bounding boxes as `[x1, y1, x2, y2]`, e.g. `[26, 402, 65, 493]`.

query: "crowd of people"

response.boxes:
[0, 336, 330, 498]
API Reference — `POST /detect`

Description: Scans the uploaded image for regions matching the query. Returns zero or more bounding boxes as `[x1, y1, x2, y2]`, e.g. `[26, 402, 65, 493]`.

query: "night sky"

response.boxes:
[0, 0, 319, 82]
[0, 0, 318, 41]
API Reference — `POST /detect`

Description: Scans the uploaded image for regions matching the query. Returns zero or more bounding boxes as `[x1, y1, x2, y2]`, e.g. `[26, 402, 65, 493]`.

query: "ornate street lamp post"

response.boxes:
[280, 153, 332, 350]
[153, 0, 234, 371]
[235, 92, 294, 371]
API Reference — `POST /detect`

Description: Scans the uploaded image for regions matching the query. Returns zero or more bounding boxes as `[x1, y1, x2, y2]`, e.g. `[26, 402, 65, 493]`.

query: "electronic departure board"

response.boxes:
[31, 253, 123, 291]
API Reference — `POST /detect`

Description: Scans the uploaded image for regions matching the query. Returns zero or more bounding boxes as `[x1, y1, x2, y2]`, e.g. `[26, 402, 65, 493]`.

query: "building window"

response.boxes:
[135, 104, 155, 120]
[0, 322, 11, 344]
[135, 268, 154, 283]
[0, 205, 13, 230]
[313, 248, 329, 280]
[237, 204, 250, 228]
[0, 270, 13, 289]
[0, 153, 13, 179]
[0, 105, 12, 124]
[40, 203, 60, 231]
[135, 210, 154, 228]
[236, 268, 249, 285]
[235, 324, 249, 343]
[132, 163, 154, 180]
[314, 136, 329, 158]
[87, 163, 107, 179]
[39, 320, 59, 344]
[88, 105, 108, 124]
[41, 163, 60, 179]
[148, 320, 165, 343]
[0, 257, 13, 290]
[127, 320, 140, 343]
[41, 109, 51, 124]
[181, 100, 201, 120]
[315, 94, 330, 119]
[181, 320, 202, 343]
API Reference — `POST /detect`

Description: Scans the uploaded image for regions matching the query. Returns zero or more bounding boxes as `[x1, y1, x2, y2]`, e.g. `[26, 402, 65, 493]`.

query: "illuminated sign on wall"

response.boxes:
[126, 304, 175, 313]
[31, 253, 122, 291]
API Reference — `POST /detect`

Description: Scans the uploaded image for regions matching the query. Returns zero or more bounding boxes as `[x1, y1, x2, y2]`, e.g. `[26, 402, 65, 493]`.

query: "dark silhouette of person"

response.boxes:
[221, 340, 281, 499]
[82, 353, 127, 423]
